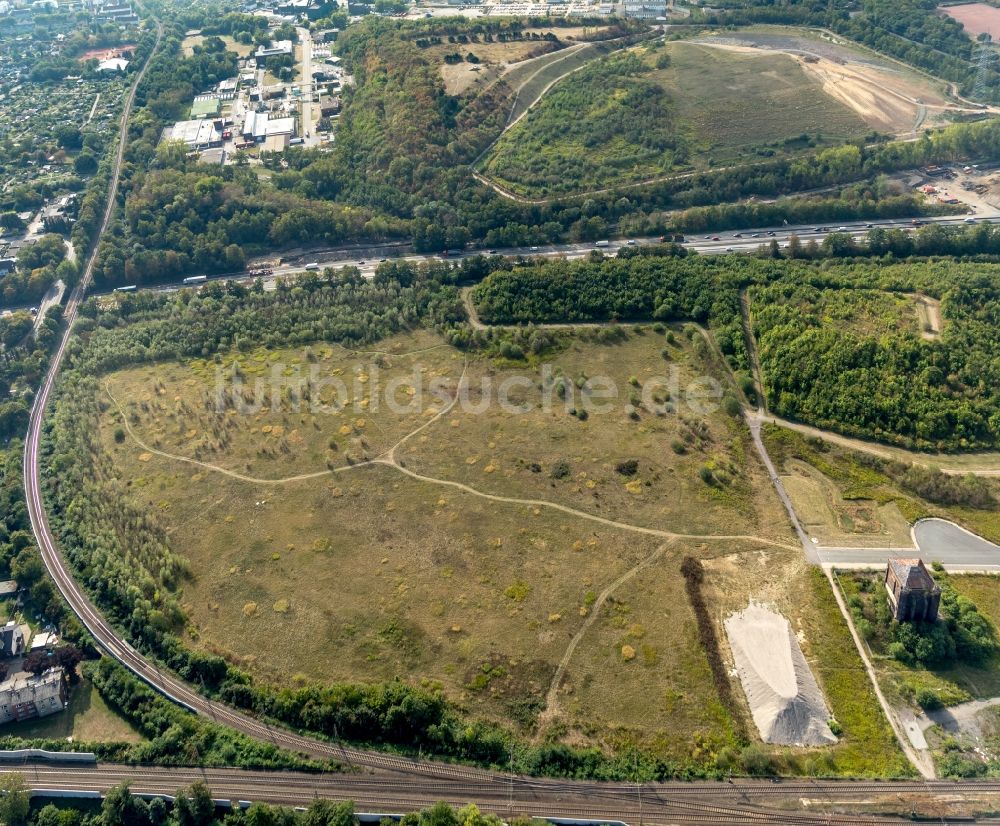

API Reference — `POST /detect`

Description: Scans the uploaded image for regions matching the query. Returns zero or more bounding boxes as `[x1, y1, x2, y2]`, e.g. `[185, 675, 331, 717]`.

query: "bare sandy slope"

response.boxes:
[801, 58, 929, 134]
[725, 602, 837, 746]
[695, 40, 953, 135]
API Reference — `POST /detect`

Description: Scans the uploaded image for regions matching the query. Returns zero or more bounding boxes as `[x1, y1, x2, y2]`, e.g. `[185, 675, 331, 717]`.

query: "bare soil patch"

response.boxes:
[915, 293, 943, 340]
[430, 40, 559, 95]
[781, 459, 913, 547]
[800, 58, 926, 133]
[697, 39, 950, 135]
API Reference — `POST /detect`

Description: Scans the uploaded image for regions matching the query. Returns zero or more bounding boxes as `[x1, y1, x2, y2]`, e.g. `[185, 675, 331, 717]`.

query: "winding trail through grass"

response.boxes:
[105, 382, 374, 485]
[536, 540, 671, 734]
[378, 457, 799, 550]
[106, 368, 801, 551]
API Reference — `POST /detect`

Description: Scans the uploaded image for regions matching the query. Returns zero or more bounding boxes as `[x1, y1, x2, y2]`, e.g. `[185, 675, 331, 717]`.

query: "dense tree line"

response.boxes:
[751, 270, 1000, 450]
[1, 234, 79, 305]
[73, 267, 465, 372]
[858, 455, 995, 508]
[88, 659, 326, 769]
[471, 251, 754, 369]
[625, 188, 959, 237]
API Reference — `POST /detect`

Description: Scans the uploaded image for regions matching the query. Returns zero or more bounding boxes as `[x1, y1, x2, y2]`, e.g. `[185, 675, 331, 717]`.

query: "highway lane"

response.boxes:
[3, 211, 995, 314]
[68, 211, 1000, 302]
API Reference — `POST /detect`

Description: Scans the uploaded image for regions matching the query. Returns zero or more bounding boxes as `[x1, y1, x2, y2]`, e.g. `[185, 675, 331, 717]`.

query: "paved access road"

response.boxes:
[813, 518, 1000, 571]
[913, 518, 1000, 567]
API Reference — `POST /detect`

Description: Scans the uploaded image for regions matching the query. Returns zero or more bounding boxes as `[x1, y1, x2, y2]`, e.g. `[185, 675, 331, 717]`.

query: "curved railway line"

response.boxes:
[14, 13, 1000, 826]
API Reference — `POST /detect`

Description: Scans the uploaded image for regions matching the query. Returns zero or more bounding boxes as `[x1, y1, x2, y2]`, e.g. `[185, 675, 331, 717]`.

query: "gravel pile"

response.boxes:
[724, 602, 837, 747]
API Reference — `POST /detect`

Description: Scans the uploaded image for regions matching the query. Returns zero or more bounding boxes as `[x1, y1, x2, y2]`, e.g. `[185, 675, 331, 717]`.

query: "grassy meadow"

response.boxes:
[88, 327, 908, 772]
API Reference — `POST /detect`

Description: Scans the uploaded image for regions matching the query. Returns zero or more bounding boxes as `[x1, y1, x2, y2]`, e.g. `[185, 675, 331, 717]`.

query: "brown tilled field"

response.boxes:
[941, 3, 1000, 41]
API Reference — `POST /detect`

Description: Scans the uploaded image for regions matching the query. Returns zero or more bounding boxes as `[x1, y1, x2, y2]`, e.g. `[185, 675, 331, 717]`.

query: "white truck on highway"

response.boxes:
[594, 240, 610, 248]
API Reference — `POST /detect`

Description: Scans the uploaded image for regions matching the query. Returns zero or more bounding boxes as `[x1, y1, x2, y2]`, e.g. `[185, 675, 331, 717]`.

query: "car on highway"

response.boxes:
[725, 247, 733, 252]
[487, 250, 497, 254]
[767, 231, 776, 237]
[750, 232, 760, 238]
[711, 236, 720, 241]
[357, 260, 366, 265]
[965, 217, 977, 224]
[529, 246, 539, 251]
[732, 233, 743, 238]
[626, 239, 637, 245]
[865, 223, 874, 228]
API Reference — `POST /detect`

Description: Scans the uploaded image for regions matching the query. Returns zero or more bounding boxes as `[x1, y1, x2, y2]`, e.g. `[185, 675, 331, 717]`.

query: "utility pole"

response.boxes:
[973, 35, 994, 102]
[509, 746, 515, 817]
[633, 752, 643, 826]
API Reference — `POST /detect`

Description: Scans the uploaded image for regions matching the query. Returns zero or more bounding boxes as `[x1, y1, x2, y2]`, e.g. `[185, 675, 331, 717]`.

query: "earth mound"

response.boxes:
[724, 602, 837, 746]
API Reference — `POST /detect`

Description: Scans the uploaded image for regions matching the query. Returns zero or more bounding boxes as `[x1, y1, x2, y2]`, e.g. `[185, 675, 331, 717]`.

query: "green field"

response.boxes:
[482, 41, 869, 198]
[762, 424, 1000, 545]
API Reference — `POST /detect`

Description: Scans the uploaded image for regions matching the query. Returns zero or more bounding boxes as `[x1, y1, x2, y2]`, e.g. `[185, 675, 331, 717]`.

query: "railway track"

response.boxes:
[13, 763, 987, 825]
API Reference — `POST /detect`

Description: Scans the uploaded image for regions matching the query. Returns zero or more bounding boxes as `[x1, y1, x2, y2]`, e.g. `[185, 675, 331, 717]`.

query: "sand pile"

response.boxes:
[724, 602, 837, 746]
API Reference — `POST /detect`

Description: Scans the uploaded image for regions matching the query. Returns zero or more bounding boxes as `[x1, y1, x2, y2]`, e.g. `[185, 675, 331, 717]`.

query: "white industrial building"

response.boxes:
[623, 0, 666, 16]
[242, 110, 295, 143]
[255, 40, 293, 60]
[97, 57, 129, 72]
[168, 119, 223, 149]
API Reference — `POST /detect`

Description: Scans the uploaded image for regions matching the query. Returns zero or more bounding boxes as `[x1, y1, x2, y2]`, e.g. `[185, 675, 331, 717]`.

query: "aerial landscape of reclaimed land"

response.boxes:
[14, 0, 1000, 816]
[69, 323, 907, 776]
[481, 27, 962, 198]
